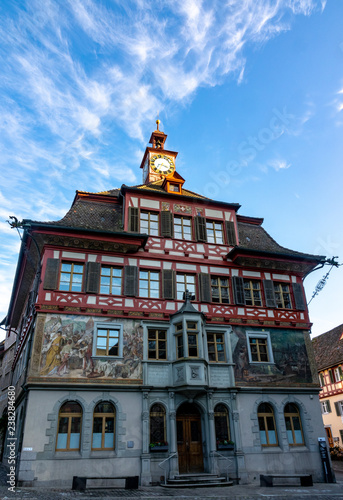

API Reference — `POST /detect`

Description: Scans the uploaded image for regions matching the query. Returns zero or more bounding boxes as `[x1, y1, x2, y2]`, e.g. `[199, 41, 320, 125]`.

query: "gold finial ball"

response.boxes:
[156, 119, 160, 130]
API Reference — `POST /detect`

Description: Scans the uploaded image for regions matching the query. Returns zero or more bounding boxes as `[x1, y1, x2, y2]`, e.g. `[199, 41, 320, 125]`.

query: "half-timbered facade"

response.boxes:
[5, 123, 328, 487]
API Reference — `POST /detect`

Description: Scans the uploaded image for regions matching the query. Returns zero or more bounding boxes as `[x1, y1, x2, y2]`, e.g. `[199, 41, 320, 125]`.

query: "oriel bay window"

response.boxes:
[207, 332, 225, 362]
[176, 273, 196, 300]
[175, 321, 199, 358]
[56, 402, 82, 451]
[284, 403, 304, 446]
[258, 403, 278, 447]
[139, 270, 160, 298]
[92, 402, 115, 450]
[148, 328, 167, 360]
[140, 211, 159, 236]
[174, 215, 192, 240]
[100, 266, 122, 295]
[59, 262, 84, 292]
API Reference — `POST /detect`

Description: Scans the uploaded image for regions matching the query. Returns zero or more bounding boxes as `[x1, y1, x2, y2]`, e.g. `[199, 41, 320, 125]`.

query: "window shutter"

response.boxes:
[225, 221, 237, 246]
[43, 258, 60, 290]
[263, 280, 276, 308]
[124, 266, 138, 296]
[292, 283, 305, 310]
[194, 216, 207, 242]
[327, 400, 331, 413]
[162, 269, 175, 299]
[339, 366, 343, 380]
[334, 401, 341, 416]
[161, 211, 173, 237]
[232, 276, 245, 305]
[128, 207, 139, 233]
[85, 262, 100, 294]
[199, 273, 211, 302]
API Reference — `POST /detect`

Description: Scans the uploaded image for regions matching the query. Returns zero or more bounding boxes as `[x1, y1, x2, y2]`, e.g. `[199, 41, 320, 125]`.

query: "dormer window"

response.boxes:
[169, 183, 180, 193]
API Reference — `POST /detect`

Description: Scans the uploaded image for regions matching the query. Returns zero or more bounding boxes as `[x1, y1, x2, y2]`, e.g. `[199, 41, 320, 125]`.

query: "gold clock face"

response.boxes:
[150, 154, 175, 175]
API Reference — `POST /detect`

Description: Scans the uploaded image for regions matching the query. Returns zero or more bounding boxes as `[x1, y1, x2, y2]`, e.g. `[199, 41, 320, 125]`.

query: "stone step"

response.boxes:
[167, 476, 227, 484]
[162, 480, 233, 488]
[174, 473, 218, 479]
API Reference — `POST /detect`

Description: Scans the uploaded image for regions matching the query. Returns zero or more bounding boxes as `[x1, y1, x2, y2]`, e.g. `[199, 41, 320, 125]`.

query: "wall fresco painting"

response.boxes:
[232, 327, 313, 386]
[38, 314, 142, 380]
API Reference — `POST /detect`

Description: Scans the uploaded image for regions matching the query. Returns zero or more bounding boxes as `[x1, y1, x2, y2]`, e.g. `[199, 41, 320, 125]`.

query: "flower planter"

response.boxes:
[217, 444, 234, 451]
[150, 445, 169, 452]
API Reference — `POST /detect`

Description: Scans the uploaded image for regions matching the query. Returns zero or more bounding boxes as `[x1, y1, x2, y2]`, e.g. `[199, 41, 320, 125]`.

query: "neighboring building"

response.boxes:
[4, 123, 328, 487]
[0, 330, 17, 417]
[312, 324, 343, 448]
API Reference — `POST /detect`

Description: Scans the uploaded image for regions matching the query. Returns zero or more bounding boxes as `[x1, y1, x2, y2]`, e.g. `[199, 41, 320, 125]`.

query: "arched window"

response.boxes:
[284, 403, 304, 445]
[92, 402, 115, 450]
[56, 402, 82, 451]
[214, 404, 231, 448]
[150, 404, 166, 445]
[258, 403, 278, 447]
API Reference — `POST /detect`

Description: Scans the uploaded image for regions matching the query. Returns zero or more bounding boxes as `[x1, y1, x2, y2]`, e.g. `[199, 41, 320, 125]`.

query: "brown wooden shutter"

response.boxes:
[263, 280, 276, 308]
[124, 266, 138, 296]
[225, 221, 237, 246]
[128, 207, 139, 232]
[162, 269, 175, 299]
[161, 211, 173, 237]
[292, 283, 305, 310]
[334, 401, 341, 416]
[194, 216, 207, 242]
[85, 262, 100, 293]
[43, 258, 60, 290]
[199, 273, 211, 302]
[232, 276, 245, 305]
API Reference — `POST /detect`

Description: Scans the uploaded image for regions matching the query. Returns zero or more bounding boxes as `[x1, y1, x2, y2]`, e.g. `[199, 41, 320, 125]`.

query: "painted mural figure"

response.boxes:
[40, 330, 64, 376]
[57, 339, 74, 376]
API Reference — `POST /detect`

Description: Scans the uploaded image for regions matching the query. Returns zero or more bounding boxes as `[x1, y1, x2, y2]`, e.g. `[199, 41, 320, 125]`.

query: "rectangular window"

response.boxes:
[140, 211, 159, 236]
[273, 283, 292, 309]
[100, 266, 122, 295]
[329, 369, 335, 384]
[176, 273, 196, 300]
[247, 332, 273, 363]
[176, 334, 184, 359]
[206, 220, 224, 244]
[59, 262, 84, 292]
[95, 327, 121, 356]
[187, 321, 198, 357]
[319, 373, 325, 387]
[139, 270, 160, 298]
[334, 366, 343, 382]
[207, 333, 225, 362]
[174, 216, 192, 240]
[244, 280, 262, 306]
[148, 329, 167, 360]
[211, 276, 230, 303]
[321, 400, 331, 414]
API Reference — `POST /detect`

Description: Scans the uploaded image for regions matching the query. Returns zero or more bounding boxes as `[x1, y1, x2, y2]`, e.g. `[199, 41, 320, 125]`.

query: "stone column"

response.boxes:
[140, 391, 151, 486]
[207, 391, 217, 473]
[231, 392, 248, 484]
[169, 391, 178, 478]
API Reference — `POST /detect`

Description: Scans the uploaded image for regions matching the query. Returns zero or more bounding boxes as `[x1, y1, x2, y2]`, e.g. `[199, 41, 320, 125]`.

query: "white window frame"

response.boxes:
[334, 367, 343, 382]
[321, 400, 331, 414]
[93, 322, 123, 358]
[246, 331, 274, 364]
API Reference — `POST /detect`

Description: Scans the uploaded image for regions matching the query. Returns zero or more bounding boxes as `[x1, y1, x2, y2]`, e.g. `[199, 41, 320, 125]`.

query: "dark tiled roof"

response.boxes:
[237, 221, 324, 260]
[55, 199, 123, 232]
[312, 324, 343, 370]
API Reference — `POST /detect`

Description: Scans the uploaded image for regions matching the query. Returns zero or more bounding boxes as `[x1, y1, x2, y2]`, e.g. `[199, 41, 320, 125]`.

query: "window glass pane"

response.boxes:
[57, 432, 68, 449]
[73, 265, 84, 274]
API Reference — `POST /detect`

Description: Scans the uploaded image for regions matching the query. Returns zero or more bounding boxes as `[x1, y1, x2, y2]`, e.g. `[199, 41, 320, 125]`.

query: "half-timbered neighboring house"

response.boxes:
[5, 123, 328, 487]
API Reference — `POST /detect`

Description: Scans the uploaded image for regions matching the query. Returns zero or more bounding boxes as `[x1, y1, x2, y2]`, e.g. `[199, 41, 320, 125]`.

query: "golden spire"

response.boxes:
[156, 118, 160, 131]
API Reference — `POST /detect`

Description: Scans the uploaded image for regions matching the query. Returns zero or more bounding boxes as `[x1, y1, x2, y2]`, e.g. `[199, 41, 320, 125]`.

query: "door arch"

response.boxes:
[176, 402, 204, 473]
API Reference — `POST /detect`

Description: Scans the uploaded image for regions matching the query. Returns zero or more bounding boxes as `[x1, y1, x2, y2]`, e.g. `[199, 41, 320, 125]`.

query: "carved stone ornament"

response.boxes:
[176, 367, 184, 382]
[169, 392, 175, 399]
[143, 392, 149, 399]
[208, 411, 214, 420]
[142, 411, 149, 420]
[233, 411, 239, 422]
[191, 366, 200, 379]
[169, 411, 176, 420]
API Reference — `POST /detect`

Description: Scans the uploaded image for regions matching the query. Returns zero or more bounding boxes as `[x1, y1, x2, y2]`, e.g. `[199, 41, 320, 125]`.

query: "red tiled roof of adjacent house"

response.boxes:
[312, 324, 343, 370]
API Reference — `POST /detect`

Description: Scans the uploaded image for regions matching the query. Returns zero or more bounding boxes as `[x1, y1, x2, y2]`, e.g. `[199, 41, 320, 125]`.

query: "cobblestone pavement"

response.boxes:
[0, 462, 342, 500]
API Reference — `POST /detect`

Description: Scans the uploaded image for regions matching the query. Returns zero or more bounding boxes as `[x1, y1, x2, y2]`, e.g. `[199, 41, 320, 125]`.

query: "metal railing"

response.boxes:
[158, 452, 178, 485]
[210, 450, 233, 482]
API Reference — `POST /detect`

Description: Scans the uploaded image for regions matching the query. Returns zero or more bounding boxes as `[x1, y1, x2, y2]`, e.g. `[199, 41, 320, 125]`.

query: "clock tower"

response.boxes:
[140, 120, 178, 184]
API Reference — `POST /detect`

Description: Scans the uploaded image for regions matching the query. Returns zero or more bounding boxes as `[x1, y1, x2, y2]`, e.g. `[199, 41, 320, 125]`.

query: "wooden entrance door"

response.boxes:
[177, 403, 204, 473]
[325, 427, 334, 447]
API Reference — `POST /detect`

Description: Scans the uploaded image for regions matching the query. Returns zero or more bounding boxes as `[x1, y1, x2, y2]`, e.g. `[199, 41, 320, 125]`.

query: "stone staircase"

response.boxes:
[162, 472, 233, 488]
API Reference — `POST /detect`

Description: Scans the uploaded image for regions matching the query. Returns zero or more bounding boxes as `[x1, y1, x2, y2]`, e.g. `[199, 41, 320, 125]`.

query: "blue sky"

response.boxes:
[1, 0, 342, 339]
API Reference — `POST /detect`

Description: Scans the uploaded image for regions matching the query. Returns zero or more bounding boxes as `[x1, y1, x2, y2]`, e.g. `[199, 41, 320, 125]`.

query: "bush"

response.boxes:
[330, 446, 343, 461]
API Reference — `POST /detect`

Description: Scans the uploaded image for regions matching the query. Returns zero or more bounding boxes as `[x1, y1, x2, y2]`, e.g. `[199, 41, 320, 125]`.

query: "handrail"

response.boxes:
[158, 452, 178, 485]
[210, 450, 233, 482]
